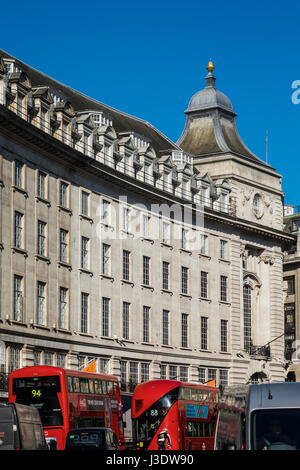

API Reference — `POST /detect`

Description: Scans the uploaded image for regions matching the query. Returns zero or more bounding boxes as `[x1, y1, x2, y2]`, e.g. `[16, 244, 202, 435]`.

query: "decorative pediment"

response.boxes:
[32, 86, 54, 105]
[215, 178, 231, 191]
[243, 272, 262, 290]
[55, 100, 75, 118]
[96, 125, 117, 140]
[8, 71, 31, 90]
[138, 144, 156, 160]
[118, 135, 137, 151]
[158, 154, 176, 169]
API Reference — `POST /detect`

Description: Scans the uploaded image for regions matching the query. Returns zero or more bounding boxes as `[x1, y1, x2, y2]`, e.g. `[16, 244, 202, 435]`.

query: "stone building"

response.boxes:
[283, 205, 300, 380]
[0, 50, 293, 417]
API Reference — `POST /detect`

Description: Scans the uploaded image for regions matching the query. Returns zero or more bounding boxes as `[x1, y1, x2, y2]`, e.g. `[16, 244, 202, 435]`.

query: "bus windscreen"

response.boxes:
[12, 376, 63, 426]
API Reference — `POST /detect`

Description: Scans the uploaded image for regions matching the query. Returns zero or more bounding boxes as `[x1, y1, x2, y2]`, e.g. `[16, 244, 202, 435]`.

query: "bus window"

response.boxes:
[94, 380, 102, 394]
[67, 376, 73, 393]
[88, 379, 94, 394]
[102, 381, 107, 394]
[80, 379, 89, 393]
[73, 377, 80, 393]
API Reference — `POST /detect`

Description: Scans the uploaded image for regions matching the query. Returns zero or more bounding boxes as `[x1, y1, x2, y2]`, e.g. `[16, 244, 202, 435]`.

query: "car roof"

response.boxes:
[67, 427, 114, 433]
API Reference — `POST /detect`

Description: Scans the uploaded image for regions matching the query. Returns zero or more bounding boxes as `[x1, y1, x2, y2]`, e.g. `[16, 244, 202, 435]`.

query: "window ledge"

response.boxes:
[180, 293, 192, 299]
[219, 258, 230, 264]
[12, 185, 28, 197]
[34, 324, 51, 331]
[35, 195, 51, 207]
[198, 253, 211, 260]
[141, 237, 154, 245]
[35, 254, 51, 264]
[161, 289, 173, 296]
[79, 214, 93, 224]
[11, 246, 28, 257]
[141, 284, 154, 291]
[199, 297, 211, 303]
[57, 205, 72, 215]
[179, 248, 192, 256]
[57, 260, 72, 270]
[100, 274, 114, 282]
[121, 279, 134, 287]
[219, 301, 231, 306]
[161, 344, 173, 349]
[79, 268, 93, 277]
[161, 242, 173, 250]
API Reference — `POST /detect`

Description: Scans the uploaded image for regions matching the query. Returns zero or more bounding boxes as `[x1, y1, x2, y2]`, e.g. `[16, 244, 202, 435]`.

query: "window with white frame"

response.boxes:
[179, 366, 188, 382]
[102, 297, 110, 337]
[220, 275, 228, 302]
[122, 302, 130, 340]
[59, 229, 68, 263]
[162, 261, 169, 290]
[59, 181, 69, 208]
[141, 363, 150, 383]
[200, 271, 208, 298]
[59, 287, 68, 330]
[81, 191, 89, 216]
[162, 310, 169, 345]
[201, 317, 208, 350]
[122, 250, 130, 281]
[37, 220, 47, 256]
[102, 243, 111, 275]
[220, 240, 227, 260]
[81, 292, 89, 333]
[13, 275, 23, 321]
[162, 221, 170, 244]
[37, 281, 46, 325]
[142, 214, 151, 238]
[221, 319, 228, 352]
[14, 211, 24, 249]
[181, 313, 188, 348]
[101, 199, 111, 225]
[37, 171, 47, 199]
[142, 256, 150, 286]
[81, 236, 89, 269]
[122, 207, 130, 232]
[200, 234, 208, 255]
[181, 228, 188, 250]
[143, 306, 150, 343]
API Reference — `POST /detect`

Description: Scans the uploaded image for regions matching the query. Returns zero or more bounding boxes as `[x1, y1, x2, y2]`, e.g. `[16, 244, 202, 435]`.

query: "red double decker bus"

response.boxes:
[132, 379, 220, 450]
[8, 366, 125, 450]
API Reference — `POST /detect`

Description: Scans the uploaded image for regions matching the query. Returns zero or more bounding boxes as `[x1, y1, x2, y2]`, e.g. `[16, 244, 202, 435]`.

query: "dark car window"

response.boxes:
[66, 431, 104, 449]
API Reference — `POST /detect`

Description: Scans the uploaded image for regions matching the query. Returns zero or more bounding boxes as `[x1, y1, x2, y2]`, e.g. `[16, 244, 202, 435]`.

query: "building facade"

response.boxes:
[283, 206, 300, 380]
[0, 52, 294, 423]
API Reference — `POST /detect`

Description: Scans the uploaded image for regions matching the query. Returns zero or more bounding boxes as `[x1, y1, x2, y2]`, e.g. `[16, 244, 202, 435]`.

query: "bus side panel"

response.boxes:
[147, 403, 180, 451]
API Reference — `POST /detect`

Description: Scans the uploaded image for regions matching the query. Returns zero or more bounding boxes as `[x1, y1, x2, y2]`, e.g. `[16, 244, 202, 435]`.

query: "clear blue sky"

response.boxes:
[1, 0, 299, 204]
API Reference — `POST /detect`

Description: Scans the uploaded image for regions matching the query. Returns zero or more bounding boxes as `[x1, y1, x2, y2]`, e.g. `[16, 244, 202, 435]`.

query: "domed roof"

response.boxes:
[187, 87, 234, 114]
[186, 61, 234, 114]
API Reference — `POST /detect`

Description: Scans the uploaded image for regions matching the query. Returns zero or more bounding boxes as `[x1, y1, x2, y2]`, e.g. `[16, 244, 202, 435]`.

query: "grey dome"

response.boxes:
[187, 87, 234, 114]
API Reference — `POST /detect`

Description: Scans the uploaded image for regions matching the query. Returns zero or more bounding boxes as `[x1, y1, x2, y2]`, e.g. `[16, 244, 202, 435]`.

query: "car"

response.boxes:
[64, 427, 120, 451]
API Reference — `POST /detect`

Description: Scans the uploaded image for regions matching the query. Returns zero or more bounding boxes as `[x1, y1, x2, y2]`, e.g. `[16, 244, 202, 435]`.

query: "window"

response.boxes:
[291, 218, 300, 233]
[200, 271, 208, 298]
[181, 313, 188, 348]
[143, 306, 150, 343]
[99, 358, 109, 374]
[14, 211, 24, 248]
[220, 275, 228, 302]
[37, 171, 47, 199]
[123, 302, 130, 340]
[181, 228, 188, 250]
[101, 200, 111, 225]
[142, 214, 150, 238]
[14, 160, 24, 188]
[162, 221, 170, 244]
[181, 266, 189, 294]
[179, 366, 188, 382]
[221, 320, 228, 352]
[219, 370, 228, 386]
[81, 236, 89, 269]
[59, 181, 69, 207]
[162, 310, 169, 345]
[122, 250, 130, 280]
[208, 369, 216, 382]
[285, 276, 295, 295]
[37, 220, 47, 256]
[81, 191, 89, 216]
[59, 287, 68, 330]
[142, 256, 150, 285]
[141, 363, 149, 383]
[102, 297, 110, 337]
[243, 285, 252, 353]
[81, 292, 89, 333]
[129, 362, 138, 387]
[102, 244, 111, 275]
[37, 281, 46, 325]
[122, 207, 130, 232]
[59, 229, 68, 263]
[13, 275, 23, 321]
[8, 346, 21, 374]
[201, 317, 208, 350]
[169, 365, 177, 380]
[198, 368, 206, 384]
[44, 351, 53, 366]
[160, 364, 167, 380]
[220, 240, 227, 259]
[120, 361, 127, 390]
[56, 354, 66, 368]
[253, 194, 261, 213]
[200, 234, 208, 255]
[162, 261, 169, 290]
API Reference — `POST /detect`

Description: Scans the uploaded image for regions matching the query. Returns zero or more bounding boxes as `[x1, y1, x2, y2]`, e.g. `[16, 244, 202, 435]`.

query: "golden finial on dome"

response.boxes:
[206, 60, 215, 73]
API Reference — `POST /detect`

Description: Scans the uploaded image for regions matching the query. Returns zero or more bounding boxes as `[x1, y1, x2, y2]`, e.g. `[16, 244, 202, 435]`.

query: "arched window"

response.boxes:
[243, 284, 252, 353]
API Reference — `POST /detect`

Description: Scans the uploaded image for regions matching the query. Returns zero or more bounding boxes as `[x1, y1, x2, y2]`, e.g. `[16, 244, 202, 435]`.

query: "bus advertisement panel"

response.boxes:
[8, 365, 125, 450]
[132, 379, 220, 450]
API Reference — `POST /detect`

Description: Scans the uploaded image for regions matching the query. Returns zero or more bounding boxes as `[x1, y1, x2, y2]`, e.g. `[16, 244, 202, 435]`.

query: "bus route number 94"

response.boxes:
[31, 389, 42, 398]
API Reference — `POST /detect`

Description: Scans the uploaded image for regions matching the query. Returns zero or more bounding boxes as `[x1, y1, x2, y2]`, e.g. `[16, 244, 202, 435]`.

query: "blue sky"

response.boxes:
[1, 0, 299, 204]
